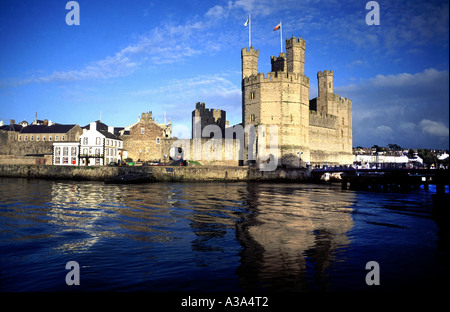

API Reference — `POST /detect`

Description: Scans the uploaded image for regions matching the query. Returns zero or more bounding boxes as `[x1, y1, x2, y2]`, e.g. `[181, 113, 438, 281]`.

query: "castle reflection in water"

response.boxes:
[47, 181, 356, 291]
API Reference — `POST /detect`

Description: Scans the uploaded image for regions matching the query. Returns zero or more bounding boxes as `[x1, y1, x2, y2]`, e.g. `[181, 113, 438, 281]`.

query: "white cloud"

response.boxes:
[2, 18, 209, 87]
[375, 125, 393, 138]
[419, 119, 449, 137]
[337, 68, 449, 149]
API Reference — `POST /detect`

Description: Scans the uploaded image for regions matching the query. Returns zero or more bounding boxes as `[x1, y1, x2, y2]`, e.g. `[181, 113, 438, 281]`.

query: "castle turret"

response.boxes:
[241, 47, 259, 80]
[192, 102, 226, 139]
[317, 70, 336, 115]
[271, 53, 286, 72]
[286, 36, 305, 75]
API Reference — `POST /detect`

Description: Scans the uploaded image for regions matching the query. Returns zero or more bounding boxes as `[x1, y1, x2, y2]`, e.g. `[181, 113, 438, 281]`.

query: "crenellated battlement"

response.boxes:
[286, 36, 306, 49]
[317, 70, 334, 77]
[242, 46, 259, 55]
[337, 96, 352, 108]
[243, 71, 309, 85]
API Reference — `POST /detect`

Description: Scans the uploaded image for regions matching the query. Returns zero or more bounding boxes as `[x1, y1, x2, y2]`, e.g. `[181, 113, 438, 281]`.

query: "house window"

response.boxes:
[95, 148, 101, 155]
[251, 91, 255, 99]
[49, 136, 52, 141]
[55, 157, 60, 164]
[42, 136, 46, 141]
[55, 135, 59, 141]
[146, 148, 150, 154]
[71, 147, 77, 156]
[95, 158, 100, 166]
[24, 135, 28, 141]
[19, 135, 22, 141]
[96, 137, 101, 145]
[62, 135, 65, 141]
[36, 135, 40, 141]
[55, 147, 61, 156]
[63, 147, 68, 156]
[63, 157, 68, 164]
[141, 128, 145, 135]
[83, 137, 88, 145]
[106, 139, 109, 146]
[71, 157, 77, 165]
[156, 138, 160, 144]
[250, 114, 255, 122]
[30, 135, 34, 141]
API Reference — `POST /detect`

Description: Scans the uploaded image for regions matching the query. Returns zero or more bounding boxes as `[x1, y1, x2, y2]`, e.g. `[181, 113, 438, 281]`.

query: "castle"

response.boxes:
[188, 35, 352, 168]
[240, 36, 352, 167]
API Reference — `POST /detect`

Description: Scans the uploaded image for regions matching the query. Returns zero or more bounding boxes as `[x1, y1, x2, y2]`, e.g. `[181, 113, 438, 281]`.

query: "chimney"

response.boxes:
[90, 121, 97, 131]
[108, 126, 114, 134]
[48, 120, 53, 126]
[10, 119, 15, 125]
[43, 119, 48, 126]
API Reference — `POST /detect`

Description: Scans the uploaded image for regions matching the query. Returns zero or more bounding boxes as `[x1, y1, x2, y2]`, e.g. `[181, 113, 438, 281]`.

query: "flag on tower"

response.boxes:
[273, 22, 281, 31]
[244, 14, 251, 47]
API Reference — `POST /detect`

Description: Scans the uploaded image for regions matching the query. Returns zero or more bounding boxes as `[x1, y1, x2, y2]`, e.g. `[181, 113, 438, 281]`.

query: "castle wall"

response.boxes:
[169, 138, 242, 166]
[308, 97, 353, 165]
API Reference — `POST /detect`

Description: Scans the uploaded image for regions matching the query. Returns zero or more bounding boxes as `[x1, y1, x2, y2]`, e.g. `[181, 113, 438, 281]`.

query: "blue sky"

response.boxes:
[0, 0, 448, 149]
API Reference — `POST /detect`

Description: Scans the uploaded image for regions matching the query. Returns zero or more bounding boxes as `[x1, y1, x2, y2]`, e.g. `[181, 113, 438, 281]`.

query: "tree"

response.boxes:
[417, 149, 438, 167]
[387, 143, 402, 151]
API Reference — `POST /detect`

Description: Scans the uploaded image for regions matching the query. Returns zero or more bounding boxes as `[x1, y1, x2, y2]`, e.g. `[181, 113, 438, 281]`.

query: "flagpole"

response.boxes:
[249, 14, 251, 47]
[280, 21, 282, 53]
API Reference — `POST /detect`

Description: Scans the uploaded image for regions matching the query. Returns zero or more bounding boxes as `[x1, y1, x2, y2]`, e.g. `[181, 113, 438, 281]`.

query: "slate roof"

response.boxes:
[19, 124, 77, 134]
[0, 124, 23, 132]
[98, 129, 122, 140]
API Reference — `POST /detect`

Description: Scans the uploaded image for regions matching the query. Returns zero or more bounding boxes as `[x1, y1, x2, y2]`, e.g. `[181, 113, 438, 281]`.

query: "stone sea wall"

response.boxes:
[0, 164, 310, 182]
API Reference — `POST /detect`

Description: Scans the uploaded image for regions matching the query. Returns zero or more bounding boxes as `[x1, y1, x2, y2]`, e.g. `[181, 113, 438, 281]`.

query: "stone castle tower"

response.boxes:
[241, 36, 352, 167]
[192, 102, 227, 139]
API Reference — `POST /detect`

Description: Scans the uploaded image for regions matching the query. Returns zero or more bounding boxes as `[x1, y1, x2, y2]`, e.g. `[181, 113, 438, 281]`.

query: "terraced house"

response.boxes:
[53, 121, 123, 166]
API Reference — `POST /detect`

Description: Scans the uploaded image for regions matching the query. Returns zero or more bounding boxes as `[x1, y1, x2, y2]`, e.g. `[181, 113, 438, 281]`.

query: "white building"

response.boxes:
[79, 122, 123, 166]
[53, 142, 80, 166]
[53, 121, 123, 166]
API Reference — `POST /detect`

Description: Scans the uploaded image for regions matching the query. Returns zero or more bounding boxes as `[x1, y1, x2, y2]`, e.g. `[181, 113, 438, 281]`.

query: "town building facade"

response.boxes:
[79, 122, 123, 166]
[52, 121, 123, 166]
[121, 111, 172, 163]
[0, 119, 82, 157]
[53, 142, 80, 166]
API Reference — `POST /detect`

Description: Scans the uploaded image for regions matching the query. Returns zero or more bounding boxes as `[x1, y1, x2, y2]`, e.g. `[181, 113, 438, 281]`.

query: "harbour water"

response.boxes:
[0, 177, 448, 292]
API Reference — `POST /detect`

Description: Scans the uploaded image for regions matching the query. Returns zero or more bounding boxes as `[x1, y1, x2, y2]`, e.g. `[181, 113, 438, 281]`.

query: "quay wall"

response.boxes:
[0, 164, 310, 182]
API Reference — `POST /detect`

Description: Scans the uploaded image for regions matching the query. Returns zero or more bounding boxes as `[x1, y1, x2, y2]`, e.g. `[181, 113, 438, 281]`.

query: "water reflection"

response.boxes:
[237, 183, 355, 291]
[0, 178, 393, 292]
[50, 182, 125, 252]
